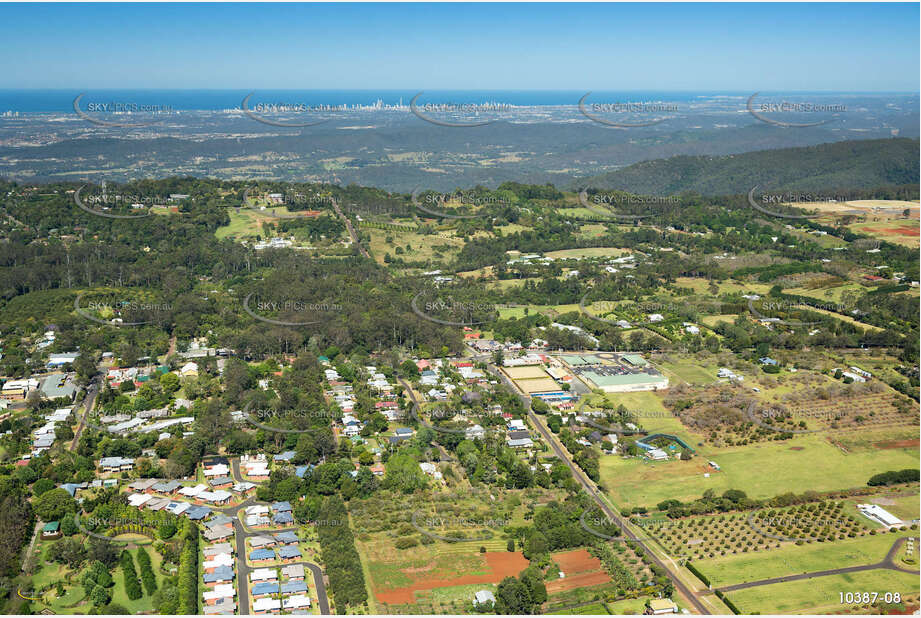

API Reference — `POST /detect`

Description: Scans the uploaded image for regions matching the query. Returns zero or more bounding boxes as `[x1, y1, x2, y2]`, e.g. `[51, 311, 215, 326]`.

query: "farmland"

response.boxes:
[599, 432, 918, 508]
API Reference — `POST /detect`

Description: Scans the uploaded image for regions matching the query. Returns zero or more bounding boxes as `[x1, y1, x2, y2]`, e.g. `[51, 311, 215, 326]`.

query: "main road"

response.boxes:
[485, 364, 712, 615]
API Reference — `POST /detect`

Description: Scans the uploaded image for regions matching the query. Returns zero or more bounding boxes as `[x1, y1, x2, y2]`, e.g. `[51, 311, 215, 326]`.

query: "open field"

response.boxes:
[673, 277, 772, 296]
[724, 568, 920, 615]
[848, 220, 920, 248]
[366, 227, 465, 265]
[656, 358, 720, 385]
[600, 431, 919, 508]
[370, 550, 528, 605]
[694, 529, 915, 587]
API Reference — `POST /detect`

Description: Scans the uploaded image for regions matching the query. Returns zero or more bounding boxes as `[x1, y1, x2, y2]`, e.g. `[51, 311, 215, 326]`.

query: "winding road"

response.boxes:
[224, 457, 331, 614]
[718, 536, 920, 593]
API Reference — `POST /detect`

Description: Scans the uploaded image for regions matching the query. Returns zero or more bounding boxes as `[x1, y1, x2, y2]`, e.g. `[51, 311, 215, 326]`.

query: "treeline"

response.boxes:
[176, 520, 199, 614]
[317, 496, 368, 610]
[575, 138, 920, 196]
[867, 469, 919, 487]
[120, 550, 142, 600]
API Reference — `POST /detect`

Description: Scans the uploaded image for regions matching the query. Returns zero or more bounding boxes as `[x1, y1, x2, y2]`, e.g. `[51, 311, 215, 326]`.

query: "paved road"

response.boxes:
[224, 457, 331, 614]
[332, 198, 370, 259]
[718, 537, 920, 593]
[484, 364, 711, 615]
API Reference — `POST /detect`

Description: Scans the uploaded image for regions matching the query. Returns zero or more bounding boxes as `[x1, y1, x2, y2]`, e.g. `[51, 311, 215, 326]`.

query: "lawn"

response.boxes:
[657, 360, 720, 386]
[725, 568, 920, 614]
[29, 542, 164, 614]
[696, 530, 915, 587]
[881, 494, 921, 522]
[109, 546, 164, 613]
[600, 432, 919, 509]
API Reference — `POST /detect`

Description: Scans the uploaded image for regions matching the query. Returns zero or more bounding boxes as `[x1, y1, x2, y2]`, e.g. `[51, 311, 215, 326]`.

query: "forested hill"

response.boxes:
[572, 138, 920, 196]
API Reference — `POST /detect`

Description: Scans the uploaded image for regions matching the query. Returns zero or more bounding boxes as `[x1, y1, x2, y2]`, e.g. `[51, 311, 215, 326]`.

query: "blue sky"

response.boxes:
[1, 3, 917, 91]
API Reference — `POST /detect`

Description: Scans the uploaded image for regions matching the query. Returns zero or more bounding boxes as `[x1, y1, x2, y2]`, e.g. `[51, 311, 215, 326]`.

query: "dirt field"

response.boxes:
[374, 551, 530, 604]
[545, 549, 612, 593]
[545, 571, 613, 593]
[876, 439, 920, 449]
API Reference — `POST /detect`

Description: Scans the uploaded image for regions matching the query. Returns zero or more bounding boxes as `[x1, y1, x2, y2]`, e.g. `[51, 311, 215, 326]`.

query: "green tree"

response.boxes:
[33, 488, 77, 521]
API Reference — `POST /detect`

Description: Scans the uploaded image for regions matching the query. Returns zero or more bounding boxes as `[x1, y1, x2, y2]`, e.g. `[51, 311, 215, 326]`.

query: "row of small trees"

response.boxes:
[136, 546, 158, 596]
[120, 550, 142, 600]
[176, 520, 199, 614]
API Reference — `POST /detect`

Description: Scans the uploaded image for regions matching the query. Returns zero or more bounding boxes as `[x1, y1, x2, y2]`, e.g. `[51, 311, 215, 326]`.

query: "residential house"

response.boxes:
[281, 581, 309, 595]
[202, 583, 235, 605]
[203, 553, 234, 573]
[98, 456, 134, 472]
[274, 531, 299, 545]
[273, 511, 294, 525]
[283, 595, 311, 611]
[41, 521, 61, 539]
[281, 564, 305, 581]
[249, 535, 276, 549]
[250, 568, 278, 583]
[253, 597, 280, 614]
[279, 545, 302, 562]
[203, 543, 234, 558]
[250, 548, 276, 563]
[202, 565, 234, 586]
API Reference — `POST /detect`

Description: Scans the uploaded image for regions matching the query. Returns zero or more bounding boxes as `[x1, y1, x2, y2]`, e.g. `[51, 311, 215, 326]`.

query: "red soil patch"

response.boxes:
[553, 549, 603, 575]
[375, 551, 530, 605]
[789, 446, 804, 451]
[545, 570, 612, 593]
[881, 226, 919, 237]
[876, 439, 920, 450]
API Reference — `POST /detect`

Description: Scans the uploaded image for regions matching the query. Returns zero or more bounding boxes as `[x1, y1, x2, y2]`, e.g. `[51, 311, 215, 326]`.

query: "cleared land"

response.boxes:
[724, 568, 919, 614]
